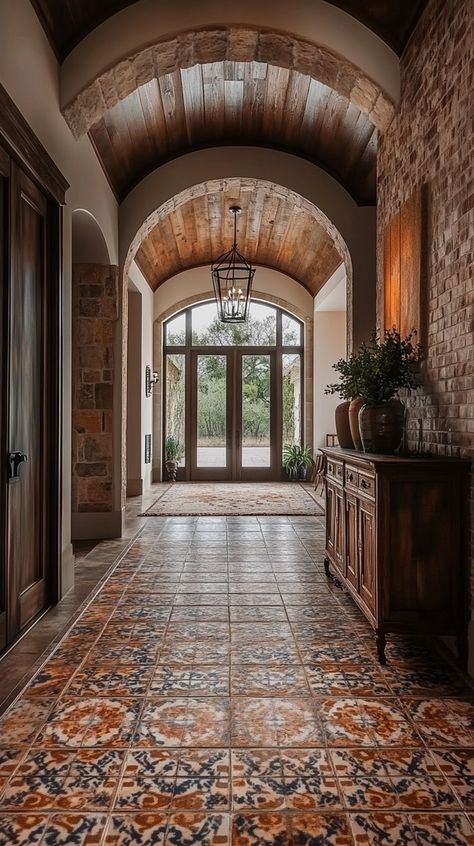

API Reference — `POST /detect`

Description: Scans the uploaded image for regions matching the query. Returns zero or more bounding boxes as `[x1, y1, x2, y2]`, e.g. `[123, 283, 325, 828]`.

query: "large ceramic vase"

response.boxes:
[359, 398, 406, 454]
[348, 396, 365, 451]
[335, 400, 355, 449]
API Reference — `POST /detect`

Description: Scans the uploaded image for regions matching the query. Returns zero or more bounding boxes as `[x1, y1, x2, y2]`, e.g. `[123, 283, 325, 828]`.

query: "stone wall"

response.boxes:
[377, 0, 473, 657]
[72, 263, 119, 518]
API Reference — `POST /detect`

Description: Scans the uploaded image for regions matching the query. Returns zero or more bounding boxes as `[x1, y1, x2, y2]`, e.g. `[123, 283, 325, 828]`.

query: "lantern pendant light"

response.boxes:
[211, 206, 254, 323]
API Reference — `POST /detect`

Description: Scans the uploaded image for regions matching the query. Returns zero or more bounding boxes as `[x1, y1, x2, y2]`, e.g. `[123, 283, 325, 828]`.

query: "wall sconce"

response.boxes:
[145, 365, 159, 397]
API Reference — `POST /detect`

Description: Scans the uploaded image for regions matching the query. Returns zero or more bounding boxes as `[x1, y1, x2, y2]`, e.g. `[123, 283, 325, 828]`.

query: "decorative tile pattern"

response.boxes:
[0, 511, 472, 844]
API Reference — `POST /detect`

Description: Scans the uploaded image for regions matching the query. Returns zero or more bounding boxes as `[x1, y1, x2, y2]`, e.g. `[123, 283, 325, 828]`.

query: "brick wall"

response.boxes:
[377, 0, 473, 653]
[72, 264, 119, 514]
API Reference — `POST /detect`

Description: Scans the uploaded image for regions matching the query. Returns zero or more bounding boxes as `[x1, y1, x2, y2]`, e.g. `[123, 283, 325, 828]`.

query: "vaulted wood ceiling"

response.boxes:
[90, 61, 377, 203]
[31, 0, 429, 61]
[135, 179, 343, 294]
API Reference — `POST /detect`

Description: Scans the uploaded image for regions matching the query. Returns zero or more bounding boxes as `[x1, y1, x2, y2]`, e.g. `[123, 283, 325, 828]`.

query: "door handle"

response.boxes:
[8, 451, 28, 481]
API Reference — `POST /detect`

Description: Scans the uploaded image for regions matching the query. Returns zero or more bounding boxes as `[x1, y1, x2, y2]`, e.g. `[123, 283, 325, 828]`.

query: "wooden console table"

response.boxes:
[321, 447, 469, 664]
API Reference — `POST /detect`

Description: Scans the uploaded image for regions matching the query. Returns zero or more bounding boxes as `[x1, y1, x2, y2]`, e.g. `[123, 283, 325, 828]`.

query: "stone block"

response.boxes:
[75, 462, 108, 477]
[84, 434, 113, 461]
[95, 383, 113, 409]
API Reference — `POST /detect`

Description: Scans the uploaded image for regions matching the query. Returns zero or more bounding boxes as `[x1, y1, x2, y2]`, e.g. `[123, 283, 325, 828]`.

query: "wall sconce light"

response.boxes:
[145, 365, 159, 397]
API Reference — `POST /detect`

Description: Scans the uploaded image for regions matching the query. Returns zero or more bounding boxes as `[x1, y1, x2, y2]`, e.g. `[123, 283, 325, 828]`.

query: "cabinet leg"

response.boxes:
[456, 632, 468, 673]
[324, 558, 343, 589]
[376, 631, 387, 665]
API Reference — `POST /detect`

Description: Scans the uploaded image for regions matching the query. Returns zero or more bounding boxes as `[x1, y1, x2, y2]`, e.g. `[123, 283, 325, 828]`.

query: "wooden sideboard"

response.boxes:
[321, 447, 470, 664]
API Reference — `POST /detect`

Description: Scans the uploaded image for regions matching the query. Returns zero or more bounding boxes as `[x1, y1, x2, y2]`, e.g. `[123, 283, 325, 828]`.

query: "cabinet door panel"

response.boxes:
[326, 481, 335, 559]
[334, 486, 344, 572]
[345, 492, 358, 589]
[359, 498, 376, 614]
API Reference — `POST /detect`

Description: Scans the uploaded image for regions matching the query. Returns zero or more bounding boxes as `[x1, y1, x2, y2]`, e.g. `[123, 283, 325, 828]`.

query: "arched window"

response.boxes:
[163, 300, 304, 481]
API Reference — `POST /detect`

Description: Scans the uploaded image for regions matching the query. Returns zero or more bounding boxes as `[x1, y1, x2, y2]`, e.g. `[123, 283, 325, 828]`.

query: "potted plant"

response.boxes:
[283, 444, 314, 480]
[165, 435, 184, 481]
[357, 329, 423, 454]
[325, 347, 371, 450]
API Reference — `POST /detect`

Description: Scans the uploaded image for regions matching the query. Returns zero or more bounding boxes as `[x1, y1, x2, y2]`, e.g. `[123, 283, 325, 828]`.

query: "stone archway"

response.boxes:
[62, 25, 394, 139]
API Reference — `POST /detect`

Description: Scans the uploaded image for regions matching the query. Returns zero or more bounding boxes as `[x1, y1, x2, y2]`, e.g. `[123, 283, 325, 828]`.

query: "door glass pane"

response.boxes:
[241, 355, 271, 467]
[165, 354, 186, 467]
[192, 301, 276, 346]
[197, 355, 227, 467]
[282, 313, 302, 346]
[166, 312, 186, 345]
[282, 353, 302, 446]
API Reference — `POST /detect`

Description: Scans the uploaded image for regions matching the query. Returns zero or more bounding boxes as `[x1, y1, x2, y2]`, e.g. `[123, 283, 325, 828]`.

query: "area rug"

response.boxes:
[141, 482, 324, 517]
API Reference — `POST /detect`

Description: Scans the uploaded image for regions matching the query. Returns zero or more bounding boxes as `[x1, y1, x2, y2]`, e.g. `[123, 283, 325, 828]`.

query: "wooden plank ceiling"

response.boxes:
[90, 61, 378, 203]
[135, 179, 343, 294]
[31, 0, 429, 61]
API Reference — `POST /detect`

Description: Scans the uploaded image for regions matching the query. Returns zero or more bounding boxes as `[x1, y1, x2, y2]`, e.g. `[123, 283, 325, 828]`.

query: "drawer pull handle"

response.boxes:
[348, 472, 354, 482]
[360, 478, 370, 489]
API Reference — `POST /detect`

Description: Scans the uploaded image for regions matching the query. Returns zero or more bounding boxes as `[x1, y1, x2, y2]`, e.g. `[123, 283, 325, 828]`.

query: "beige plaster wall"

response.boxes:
[0, 0, 119, 592]
[313, 311, 347, 449]
[61, 0, 399, 110]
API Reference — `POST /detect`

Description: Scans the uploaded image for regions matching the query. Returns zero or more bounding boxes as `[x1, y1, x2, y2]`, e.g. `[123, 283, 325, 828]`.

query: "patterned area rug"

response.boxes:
[141, 482, 324, 516]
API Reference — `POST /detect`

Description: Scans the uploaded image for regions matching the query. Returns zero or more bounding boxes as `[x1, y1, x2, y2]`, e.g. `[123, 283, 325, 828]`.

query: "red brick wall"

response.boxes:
[377, 0, 473, 643]
[72, 264, 119, 514]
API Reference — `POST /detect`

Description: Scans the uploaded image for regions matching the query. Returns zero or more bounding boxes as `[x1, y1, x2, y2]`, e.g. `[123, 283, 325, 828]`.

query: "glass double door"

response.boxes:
[190, 348, 278, 481]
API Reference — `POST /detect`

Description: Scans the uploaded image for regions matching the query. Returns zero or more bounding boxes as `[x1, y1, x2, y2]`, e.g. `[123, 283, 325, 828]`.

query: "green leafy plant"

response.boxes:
[357, 328, 423, 404]
[165, 435, 184, 463]
[325, 346, 371, 400]
[282, 444, 314, 480]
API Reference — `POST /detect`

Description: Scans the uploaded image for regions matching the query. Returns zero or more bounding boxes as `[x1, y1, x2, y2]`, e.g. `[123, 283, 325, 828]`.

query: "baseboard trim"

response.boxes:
[127, 478, 143, 497]
[61, 543, 75, 596]
[71, 510, 123, 541]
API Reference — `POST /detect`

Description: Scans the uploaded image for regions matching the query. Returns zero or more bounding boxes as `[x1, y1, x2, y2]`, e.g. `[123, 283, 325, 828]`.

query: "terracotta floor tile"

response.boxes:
[0, 508, 471, 845]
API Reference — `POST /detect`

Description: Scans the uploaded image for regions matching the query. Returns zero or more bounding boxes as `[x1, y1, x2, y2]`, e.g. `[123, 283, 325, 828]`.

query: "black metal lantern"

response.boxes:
[211, 206, 255, 323]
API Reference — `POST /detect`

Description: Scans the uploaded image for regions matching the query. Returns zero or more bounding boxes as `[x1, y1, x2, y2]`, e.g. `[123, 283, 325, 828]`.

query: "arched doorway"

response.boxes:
[163, 300, 304, 481]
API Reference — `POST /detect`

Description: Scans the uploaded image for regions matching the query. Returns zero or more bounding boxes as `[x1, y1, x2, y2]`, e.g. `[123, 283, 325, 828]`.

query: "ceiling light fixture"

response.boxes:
[211, 206, 254, 323]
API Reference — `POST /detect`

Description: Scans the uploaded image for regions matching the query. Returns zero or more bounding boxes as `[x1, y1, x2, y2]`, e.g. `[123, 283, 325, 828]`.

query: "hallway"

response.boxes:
[0, 512, 473, 845]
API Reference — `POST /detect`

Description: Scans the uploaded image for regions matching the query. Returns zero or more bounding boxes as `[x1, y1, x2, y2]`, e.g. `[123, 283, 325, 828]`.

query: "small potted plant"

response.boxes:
[283, 444, 314, 480]
[357, 329, 423, 454]
[165, 435, 184, 481]
[325, 348, 370, 450]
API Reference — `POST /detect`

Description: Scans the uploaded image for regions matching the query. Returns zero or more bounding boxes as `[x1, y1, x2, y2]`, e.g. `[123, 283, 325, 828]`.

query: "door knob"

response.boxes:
[8, 452, 28, 481]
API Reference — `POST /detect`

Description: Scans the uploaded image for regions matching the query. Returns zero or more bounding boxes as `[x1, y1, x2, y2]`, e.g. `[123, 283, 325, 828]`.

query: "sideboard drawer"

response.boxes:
[358, 472, 375, 499]
[345, 465, 359, 491]
[327, 459, 344, 483]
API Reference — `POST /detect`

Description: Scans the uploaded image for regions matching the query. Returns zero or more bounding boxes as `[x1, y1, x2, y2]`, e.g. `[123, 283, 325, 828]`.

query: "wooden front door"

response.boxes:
[0, 154, 60, 649]
[189, 348, 279, 481]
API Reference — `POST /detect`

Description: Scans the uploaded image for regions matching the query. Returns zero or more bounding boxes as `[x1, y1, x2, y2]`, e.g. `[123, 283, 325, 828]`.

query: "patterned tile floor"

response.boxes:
[0, 513, 473, 845]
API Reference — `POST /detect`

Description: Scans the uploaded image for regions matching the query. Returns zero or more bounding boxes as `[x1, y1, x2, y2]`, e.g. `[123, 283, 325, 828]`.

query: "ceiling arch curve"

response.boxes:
[63, 26, 394, 139]
[120, 147, 377, 351]
[133, 177, 345, 296]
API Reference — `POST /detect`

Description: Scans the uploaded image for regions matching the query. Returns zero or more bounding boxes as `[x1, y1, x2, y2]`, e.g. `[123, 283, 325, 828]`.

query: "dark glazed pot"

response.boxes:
[335, 400, 355, 449]
[359, 399, 406, 454]
[165, 459, 178, 481]
[348, 396, 365, 451]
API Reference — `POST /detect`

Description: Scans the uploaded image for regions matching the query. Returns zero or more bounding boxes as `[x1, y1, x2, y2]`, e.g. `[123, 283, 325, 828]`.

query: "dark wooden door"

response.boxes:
[7, 164, 51, 640]
[344, 492, 358, 589]
[358, 497, 376, 615]
[0, 147, 9, 651]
